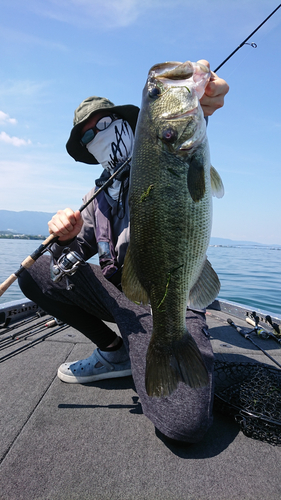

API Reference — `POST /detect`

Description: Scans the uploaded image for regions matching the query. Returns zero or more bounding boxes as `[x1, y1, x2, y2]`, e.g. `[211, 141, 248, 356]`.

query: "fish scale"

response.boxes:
[122, 61, 224, 397]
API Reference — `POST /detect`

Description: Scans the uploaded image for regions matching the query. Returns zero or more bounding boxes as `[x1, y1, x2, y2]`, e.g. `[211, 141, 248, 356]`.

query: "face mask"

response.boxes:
[86, 119, 134, 201]
[86, 119, 134, 174]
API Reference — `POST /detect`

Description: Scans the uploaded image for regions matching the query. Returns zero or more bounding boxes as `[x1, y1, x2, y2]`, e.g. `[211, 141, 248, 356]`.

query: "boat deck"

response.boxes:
[0, 300, 280, 500]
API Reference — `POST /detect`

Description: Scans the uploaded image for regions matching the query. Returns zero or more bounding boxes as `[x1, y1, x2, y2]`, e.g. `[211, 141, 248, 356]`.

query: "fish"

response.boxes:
[122, 61, 224, 397]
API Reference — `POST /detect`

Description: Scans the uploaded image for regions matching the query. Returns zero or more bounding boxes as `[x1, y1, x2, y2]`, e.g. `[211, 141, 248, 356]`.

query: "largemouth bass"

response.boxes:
[122, 61, 224, 397]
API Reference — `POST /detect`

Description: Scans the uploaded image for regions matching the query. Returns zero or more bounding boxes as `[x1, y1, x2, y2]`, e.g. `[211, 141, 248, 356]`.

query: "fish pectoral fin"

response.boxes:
[188, 258, 221, 309]
[145, 332, 209, 397]
[210, 165, 224, 198]
[187, 155, 205, 202]
[121, 245, 150, 305]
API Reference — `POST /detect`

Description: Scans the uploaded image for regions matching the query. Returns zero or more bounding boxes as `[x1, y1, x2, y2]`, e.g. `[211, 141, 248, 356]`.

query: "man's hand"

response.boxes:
[48, 208, 83, 242]
[198, 59, 229, 117]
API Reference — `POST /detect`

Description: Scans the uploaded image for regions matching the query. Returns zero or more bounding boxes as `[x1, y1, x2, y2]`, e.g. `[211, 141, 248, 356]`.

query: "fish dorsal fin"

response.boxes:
[210, 165, 224, 198]
[121, 245, 150, 305]
[188, 258, 220, 309]
[187, 155, 205, 202]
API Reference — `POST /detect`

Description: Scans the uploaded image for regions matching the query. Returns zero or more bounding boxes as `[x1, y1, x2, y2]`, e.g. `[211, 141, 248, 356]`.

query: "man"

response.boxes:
[19, 60, 229, 442]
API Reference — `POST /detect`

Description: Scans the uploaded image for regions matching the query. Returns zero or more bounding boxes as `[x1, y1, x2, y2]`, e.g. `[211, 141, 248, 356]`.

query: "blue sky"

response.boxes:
[0, 0, 280, 244]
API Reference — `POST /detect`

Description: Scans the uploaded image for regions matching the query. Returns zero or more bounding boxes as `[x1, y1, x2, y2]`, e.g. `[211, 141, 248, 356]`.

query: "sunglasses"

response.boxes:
[80, 114, 119, 146]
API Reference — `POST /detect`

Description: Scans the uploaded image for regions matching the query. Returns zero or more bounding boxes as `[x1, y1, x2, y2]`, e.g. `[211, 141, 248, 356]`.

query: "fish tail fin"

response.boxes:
[145, 331, 209, 397]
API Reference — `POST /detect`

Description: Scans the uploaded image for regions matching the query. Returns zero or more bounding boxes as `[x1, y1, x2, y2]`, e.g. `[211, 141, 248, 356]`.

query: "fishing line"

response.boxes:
[2, 4, 279, 296]
[215, 17, 279, 82]
[214, 4, 281, 73]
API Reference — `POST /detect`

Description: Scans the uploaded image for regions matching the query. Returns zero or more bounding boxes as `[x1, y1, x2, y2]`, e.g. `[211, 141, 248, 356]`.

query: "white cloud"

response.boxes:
[8, 0, 277, 35]
[0, 111, 17, 125]
[0, 131, 31, 147]
[26, 0, 271, 30]
[28, 0, 162, 28]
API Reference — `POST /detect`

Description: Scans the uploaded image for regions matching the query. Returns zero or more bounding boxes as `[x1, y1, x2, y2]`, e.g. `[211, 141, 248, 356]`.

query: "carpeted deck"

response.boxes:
[0, 303, 280, 500]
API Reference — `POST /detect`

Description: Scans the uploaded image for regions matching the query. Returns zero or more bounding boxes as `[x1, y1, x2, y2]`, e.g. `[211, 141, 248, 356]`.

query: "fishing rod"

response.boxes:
[0, 156, 131, 297]
[0, 318, 50, 350]
[0, 323, 68, 363]
[214, 4, 281, 72]
[0, 309, 46, 333]
[246, 311, 281, 345]
[2, 6, 279, 293]
[0, 316, 64, 351]
[265, 314, 281, 336]
[246, 317, 281, 345]
[227, 318, 281, 369]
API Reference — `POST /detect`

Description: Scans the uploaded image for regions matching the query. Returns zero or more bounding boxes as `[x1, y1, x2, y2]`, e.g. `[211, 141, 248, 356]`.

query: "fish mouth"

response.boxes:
[149, 61, 194, 79]
[146, 60, 209, 151]
[150, 61, 195, 90]
[147, 60, 211, 100]
[163, 107, 198, 121]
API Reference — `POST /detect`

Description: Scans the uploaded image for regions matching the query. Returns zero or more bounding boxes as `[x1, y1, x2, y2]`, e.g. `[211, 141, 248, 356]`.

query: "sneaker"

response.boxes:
[57, 347, 132, 384]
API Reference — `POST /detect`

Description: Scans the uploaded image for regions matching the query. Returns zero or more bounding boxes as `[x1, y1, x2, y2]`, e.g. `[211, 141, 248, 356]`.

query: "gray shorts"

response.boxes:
[25, 256, 214, 443]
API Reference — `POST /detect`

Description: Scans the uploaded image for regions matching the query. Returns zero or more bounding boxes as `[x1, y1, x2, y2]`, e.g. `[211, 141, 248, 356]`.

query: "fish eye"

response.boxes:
[162, 128, 178, 143]
[149, 87, 161, 98]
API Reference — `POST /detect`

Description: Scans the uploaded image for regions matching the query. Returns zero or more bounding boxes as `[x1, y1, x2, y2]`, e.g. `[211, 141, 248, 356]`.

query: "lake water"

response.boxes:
[0, 239, 280, 317]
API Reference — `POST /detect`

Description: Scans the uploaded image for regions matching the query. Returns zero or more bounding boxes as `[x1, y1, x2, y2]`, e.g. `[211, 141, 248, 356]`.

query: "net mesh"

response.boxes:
[214, 360, 281, 446]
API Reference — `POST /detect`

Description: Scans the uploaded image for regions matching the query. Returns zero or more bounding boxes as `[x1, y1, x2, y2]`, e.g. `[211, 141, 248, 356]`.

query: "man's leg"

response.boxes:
[58, 263, 214, 444]
[19, 256, 214, 442]
[108, 291, 214, 444]
[19, 267, 117, 347]
[18, 257, 131, 383]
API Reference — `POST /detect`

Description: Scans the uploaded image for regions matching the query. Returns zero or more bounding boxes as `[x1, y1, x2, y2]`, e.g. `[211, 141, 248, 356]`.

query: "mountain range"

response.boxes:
[0, 210, 279, 246]
[0, 210, 53, 236]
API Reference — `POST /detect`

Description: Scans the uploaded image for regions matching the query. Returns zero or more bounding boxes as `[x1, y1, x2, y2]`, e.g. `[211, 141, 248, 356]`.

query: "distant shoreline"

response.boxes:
[0, 228, 280, 248]
[0, 235, 280, 250]
[0, 234, 46, 240]
[1, 210, 280, 246]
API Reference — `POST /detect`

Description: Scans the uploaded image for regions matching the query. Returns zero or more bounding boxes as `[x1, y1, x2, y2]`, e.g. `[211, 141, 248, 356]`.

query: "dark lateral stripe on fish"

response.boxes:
[187, 156, 205, 202]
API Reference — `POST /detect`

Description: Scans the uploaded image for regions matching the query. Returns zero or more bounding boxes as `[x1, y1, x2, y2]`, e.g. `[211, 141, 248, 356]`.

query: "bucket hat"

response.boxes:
[66, 96, 140, 164]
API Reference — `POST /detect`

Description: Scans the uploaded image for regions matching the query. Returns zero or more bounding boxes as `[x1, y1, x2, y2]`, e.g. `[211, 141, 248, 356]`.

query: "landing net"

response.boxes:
[214, 360, 281, 446]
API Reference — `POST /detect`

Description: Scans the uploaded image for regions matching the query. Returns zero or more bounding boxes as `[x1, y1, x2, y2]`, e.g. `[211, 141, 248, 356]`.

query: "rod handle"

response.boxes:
[0, 255, 36, 296]
[246, 317, 256, 327]
[0, 234, 56, 296]
[0, 274, 18, 296]
[42, 233, 57, 246]
[20, 255, 36, 269]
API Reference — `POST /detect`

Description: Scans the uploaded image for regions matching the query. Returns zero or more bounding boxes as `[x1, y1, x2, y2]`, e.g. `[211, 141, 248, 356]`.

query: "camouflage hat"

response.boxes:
[66, 96, 140, 164]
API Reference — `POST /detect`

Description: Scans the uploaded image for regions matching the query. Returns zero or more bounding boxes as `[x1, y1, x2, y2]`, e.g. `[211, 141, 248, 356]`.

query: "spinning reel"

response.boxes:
[49, 247, 85, 290]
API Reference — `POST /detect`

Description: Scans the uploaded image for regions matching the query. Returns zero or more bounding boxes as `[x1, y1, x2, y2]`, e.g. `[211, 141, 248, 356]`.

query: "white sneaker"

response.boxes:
[57, 347, 132, 384]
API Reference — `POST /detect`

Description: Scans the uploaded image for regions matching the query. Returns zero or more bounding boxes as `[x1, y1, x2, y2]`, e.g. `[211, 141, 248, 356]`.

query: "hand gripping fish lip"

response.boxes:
[148, 60, 211, 104]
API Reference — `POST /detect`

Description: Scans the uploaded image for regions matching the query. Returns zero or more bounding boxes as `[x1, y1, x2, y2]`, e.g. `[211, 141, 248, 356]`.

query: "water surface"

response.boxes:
[1, 239, 280, 316]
